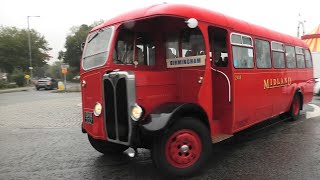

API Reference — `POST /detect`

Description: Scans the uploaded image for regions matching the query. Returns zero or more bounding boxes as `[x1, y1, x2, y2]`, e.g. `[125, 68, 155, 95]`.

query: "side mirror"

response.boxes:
[80, 42, 85, 52]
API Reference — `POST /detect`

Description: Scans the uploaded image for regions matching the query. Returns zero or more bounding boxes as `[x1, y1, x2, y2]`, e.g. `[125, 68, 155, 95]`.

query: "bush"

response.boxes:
[0, 81, 18, 89]
[11, 69, 25, 87]
[6, 83, 18, 89]
[0, 81, 6, 89]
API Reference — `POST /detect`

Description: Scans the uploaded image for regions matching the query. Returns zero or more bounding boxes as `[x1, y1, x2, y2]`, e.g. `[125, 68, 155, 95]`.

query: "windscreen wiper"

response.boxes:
[87, 29, 104, 43]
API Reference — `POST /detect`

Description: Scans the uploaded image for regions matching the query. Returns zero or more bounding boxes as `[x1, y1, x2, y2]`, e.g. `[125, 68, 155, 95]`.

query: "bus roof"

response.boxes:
[93, 4, 307, 48]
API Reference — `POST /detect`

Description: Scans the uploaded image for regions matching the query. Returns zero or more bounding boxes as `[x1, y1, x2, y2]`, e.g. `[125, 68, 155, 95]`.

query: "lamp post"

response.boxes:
[27, 15, 40, 83]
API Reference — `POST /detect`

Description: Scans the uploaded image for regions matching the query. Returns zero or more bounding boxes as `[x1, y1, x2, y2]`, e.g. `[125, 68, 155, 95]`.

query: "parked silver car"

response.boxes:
[35, 78, 58, 90]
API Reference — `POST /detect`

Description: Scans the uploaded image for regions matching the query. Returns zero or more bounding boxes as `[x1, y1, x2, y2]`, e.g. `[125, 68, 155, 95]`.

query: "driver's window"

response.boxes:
[209, 27, 228, 67]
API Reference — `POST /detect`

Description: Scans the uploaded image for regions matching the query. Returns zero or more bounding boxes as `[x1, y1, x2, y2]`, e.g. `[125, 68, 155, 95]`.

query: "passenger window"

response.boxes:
[285, 46, 296, 68]
[232, 46, 254, 68]
[254, 39, 271, 68]
[136, 33, 155, 66]
[113, 29, 155, 66]
[181, 28, 205, 57]
[305, 49, 313, 68]
[271, 42, 285, 68]
[272, 52, 285, 68]
[296, 55, 305, 68]
[113, 29, 134, 64]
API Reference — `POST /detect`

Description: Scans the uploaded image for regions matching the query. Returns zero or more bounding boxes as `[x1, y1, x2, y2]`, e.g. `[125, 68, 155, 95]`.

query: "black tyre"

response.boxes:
[36, 87, 40, 90]
[151, 117, 212, 177]
[288, 93, 301, 121]
[88, 135, 128, 154]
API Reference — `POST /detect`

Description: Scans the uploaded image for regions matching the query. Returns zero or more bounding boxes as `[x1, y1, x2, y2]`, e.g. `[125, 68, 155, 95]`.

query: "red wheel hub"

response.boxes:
[165, 129, 202, 168]
[293, 96, 300, 115]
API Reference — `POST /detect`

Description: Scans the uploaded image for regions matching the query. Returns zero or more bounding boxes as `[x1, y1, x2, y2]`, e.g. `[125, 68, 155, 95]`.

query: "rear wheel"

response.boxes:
[88, 135, 128, 154]
[151, 117, 212, 177]
[289, 93, 301, 121]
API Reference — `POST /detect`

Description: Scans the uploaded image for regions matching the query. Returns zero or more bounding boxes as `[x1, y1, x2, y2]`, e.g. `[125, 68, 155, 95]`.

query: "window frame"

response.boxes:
[295, 46, 306, 68]
[82, 26, 115, 71]
[295, 46, 304, 55]
[230, 32, 254, 69]
[304, 49, 313, 68]
[230, 33, 253, 47]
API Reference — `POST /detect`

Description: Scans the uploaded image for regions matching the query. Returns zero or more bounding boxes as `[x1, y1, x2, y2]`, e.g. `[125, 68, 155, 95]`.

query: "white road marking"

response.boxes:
[306, 104, 320, 119]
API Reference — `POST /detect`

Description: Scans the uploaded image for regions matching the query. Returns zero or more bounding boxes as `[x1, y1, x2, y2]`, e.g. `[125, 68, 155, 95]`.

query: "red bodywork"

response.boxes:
[80, 4, 313, 142]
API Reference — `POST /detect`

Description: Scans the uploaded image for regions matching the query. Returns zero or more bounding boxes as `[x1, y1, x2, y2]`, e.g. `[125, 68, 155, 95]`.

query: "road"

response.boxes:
[0, 90, 320, 180]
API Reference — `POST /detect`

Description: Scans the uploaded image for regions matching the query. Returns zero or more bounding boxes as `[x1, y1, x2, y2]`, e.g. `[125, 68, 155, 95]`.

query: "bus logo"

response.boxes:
[264, 77, 292, 89]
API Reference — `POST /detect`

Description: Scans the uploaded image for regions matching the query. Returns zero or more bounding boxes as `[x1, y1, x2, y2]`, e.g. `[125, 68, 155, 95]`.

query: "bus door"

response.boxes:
[209, 27, 233, 134]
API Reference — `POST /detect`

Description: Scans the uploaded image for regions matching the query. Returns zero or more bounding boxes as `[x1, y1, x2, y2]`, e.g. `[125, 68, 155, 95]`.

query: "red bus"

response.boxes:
[80, 4, 314, 176]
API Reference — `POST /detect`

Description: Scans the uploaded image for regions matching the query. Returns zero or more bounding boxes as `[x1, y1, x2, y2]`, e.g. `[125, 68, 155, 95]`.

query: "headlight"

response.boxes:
[93, 102, 102, 116]
[131, 104, 143, 121]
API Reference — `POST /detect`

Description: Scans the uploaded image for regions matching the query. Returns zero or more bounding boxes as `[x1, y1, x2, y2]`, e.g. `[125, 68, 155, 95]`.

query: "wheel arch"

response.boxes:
[141, 103, 211, 134]
[295, 88, 304, 110]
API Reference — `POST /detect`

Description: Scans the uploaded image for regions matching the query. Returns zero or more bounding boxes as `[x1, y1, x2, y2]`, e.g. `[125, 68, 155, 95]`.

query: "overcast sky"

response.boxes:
[1, 0, 319, 64]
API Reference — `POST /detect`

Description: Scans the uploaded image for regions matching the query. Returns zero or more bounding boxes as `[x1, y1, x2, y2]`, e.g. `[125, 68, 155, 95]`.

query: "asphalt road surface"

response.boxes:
[1, 89, 320, 180]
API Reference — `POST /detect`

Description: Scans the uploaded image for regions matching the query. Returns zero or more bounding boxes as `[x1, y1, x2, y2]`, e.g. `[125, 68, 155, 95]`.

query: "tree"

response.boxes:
[63, 24, 91, 74]
[60, 20, 104, 78]
[0, 26, 51, 74]
[45, 61, 63, 80]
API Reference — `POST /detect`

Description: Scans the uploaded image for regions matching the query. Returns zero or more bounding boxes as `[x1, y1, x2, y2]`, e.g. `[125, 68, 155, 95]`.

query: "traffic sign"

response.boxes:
[62, 68, 68, 74]
[24, 74, 30, 79]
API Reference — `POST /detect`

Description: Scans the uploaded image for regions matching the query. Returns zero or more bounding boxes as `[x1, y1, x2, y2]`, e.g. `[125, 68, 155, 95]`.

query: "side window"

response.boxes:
[285, 45, 296, 68]
[305, 49, 313, 68]
[231, 33, 254, 68]
[296, 47, 305, 68]
[165, 33, 179, 59]
[254, 39, 271, 68]
[271, 42, 285, 68]
[209, 27, 228, 67]
[181, 28, 205, 57]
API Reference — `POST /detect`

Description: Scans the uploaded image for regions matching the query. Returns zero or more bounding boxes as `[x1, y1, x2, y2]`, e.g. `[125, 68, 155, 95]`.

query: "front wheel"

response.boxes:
[151, 117, 212, 177]
[88, 135, 128, 154]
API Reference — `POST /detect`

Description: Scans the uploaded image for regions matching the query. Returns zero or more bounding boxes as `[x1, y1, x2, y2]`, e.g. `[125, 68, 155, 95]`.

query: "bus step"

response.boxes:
[212, 134, 233, 143]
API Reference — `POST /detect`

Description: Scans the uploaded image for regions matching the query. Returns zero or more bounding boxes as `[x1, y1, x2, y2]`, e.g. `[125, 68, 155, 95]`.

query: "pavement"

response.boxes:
[0, 83, 81, 94]
[0, 86, 34, 94]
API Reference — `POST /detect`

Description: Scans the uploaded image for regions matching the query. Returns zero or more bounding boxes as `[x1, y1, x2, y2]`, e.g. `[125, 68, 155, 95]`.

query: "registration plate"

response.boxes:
[85, 112, 93, 124]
